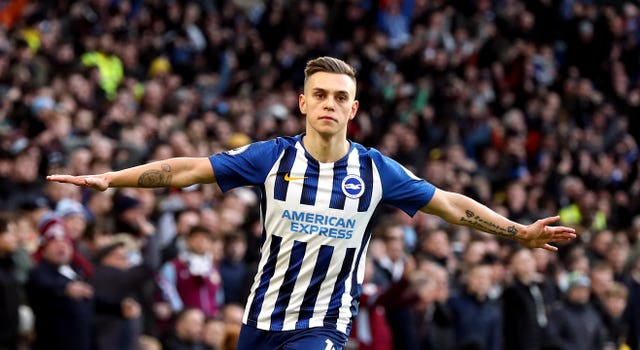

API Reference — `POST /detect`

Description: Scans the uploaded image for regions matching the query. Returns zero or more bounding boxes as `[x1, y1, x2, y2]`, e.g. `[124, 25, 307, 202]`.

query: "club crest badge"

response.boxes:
[342, 174, 365, 199]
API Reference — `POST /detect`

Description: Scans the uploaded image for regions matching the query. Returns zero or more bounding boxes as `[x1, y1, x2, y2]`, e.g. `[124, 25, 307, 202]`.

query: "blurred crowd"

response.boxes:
[0, 0, 640, 349]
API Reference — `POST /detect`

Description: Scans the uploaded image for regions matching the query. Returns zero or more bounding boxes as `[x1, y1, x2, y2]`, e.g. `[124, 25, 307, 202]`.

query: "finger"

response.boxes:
[550, 230, 577, 239]
[548, 226, 576, 234]
[542, 244, 558, 252]
[538, 216, 561, 226]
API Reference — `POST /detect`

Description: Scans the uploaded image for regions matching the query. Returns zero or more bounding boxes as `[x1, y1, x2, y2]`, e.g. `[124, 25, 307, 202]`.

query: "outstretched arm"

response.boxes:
[421, 188, 576, 251]
[47, 157, 215, 191]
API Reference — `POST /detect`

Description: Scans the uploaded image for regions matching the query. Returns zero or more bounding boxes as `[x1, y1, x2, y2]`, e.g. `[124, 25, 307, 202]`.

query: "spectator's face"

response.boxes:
[300, 72, 358, 138]
[464, 241, 485, 266]
[103, 245, 129, 269]
[591, 230, 613, 254]
[176, 211, 200, 235]
[605, 295, 626, 318]
[42, 239, 73, 265]
[63, 215, 87, 241]
[202, 320, 225, 348]
[511, 249, 536, 281]
[0, 224, 19, 254]
[467, 265, 492, 298]
[187, 233, 211, 256]
[590, 268, 613, 297]
[567, 285, 590, 304]
[177, 309, 205, 341]
[422, 230, 450, 258]
[222, 304, 244, 326]
[225, 239, 247, 262]
[384, 226, 405, 261]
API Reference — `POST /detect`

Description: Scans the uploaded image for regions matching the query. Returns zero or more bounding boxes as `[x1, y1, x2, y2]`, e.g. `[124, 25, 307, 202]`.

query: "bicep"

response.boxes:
[189, 157, 217, 184]
[420, 188, 456, 218]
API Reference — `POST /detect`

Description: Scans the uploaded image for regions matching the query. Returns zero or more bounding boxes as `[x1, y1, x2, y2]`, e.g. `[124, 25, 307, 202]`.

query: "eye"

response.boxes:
[314, 92, 325, 99]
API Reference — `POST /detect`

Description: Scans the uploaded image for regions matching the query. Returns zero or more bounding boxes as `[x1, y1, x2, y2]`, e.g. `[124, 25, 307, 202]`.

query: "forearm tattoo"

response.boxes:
[137, 164, 172, 187]
[461, 210, 519, 239]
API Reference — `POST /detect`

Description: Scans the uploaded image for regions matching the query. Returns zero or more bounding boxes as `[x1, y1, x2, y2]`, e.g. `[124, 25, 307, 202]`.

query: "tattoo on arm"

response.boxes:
[137, 164, 173, 187]
[460, 210, 519, 239]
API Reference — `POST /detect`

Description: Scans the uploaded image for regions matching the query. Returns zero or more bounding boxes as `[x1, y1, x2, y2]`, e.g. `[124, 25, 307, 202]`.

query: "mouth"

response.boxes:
[318, 116, 336, 122]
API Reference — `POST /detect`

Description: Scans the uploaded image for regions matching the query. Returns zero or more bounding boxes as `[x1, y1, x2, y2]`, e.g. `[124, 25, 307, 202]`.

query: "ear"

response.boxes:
[298, 94, 306, 115]
[349, 100, 359, 120]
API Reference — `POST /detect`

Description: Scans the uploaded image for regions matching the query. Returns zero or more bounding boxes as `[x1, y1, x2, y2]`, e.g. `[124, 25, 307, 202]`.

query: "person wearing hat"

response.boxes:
[26, 216, 94, 350]
[547, 271, 608, 350]
[0, 214, 20, 350]
[90, 229, 161, 350]
[33, 212, 94, 279]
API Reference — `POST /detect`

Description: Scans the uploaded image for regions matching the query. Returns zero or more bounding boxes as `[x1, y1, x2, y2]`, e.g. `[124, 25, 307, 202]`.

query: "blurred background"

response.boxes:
[0, 0, 639, 349]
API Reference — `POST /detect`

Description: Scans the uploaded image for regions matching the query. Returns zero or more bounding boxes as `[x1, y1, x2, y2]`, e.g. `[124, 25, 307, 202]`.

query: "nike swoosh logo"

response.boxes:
[284, 173, 307, 181]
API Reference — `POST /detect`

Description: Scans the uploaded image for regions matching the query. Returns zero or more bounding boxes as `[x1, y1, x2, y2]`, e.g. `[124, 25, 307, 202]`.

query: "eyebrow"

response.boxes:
[311, 87, 351, 96]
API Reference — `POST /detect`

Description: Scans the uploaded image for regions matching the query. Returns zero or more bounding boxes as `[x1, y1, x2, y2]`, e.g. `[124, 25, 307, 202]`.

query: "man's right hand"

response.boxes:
[65, 281, 94, 299]
[47, 174, 110, 191]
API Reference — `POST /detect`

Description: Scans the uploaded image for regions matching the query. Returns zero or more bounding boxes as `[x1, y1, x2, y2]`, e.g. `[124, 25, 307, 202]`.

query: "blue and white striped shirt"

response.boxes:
[209, 134, 435, 335]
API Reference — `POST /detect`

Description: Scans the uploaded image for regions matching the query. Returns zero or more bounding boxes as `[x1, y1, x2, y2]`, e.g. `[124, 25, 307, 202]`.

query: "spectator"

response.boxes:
[158, 225, 223, 319]
[590, 261, 615, 331]
[348, 257, 394, 350]
[448, 263, 502, 350]
[26, 218, 94, 350]
[202, 317, 225, 350]
[602, 282, 629, 349]
[90, 229, 161, 350]
[162, 308, 207, 350]
[0, 214, 20, 350]
[219, 230, 250, 305]
[502, 248, 549, 350]
[625, 250, 640, 350]
[547, 271, 609, 350]
[160, 209, 201, 263]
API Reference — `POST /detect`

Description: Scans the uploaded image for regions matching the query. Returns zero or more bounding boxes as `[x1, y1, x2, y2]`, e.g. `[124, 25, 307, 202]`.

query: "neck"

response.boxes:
[302, 132, 350, 163]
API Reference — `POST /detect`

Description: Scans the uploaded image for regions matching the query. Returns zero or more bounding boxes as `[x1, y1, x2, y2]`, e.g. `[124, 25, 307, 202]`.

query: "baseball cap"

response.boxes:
[55, 198, 87, 219]
[566, 271, 591, 290]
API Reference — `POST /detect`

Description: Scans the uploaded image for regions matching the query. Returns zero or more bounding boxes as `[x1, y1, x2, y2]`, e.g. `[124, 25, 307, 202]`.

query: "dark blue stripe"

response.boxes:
[274, 148, 297, 201]
[246, 235, 282, 326]
[323, 247, 356, 327]
[358, 154, 373, 212]
[296, 245, 334, 328]
[329, 157, 349, 209]
[259, 185, 267, 246]
[345, 214, 377, 335]
[270, 240, 307, 330]
[300, 158, 320, 205]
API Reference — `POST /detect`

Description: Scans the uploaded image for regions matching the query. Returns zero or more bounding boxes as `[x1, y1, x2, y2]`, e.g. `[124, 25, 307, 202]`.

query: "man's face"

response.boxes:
[187, 233, 211, 256]
[42, 239, 73, 266]
[0, 224, 18, 254]
[299, 72, 359, 137]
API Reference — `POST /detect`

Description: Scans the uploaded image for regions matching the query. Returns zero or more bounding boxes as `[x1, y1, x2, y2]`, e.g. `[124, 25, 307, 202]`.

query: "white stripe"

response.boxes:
[335, 256, 357, 333]
[242, 232, 271, 325]
[308, 249, 345, 325]
[256, 237, 294, 330]
[343, 148, 362, 213]
[281, 248, 318, 330]
[316, 162, 334, 208]
[243, 150, 285, 326]
[287, 143, 308, 203]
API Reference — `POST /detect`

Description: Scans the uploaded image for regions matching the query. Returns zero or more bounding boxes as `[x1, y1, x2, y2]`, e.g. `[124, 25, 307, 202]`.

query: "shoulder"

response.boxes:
[227, 136, 296, 156]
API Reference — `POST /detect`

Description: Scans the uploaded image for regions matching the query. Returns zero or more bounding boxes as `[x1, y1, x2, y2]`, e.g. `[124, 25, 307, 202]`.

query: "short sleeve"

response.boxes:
[371, 151, 436, 216]
[209, 139, 285, 192]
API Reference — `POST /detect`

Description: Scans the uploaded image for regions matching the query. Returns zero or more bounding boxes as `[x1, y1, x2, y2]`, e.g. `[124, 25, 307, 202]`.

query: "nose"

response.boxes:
[323, 96, 336, 111]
